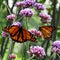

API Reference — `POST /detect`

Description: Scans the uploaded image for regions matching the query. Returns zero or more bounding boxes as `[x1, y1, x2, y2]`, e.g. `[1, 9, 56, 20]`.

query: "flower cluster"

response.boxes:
[1, 31, 8, 37]
[34, 3, 45, 10]
[27, 46, 46, 57]
[29, 28, 37, 35]
[29, 28, 42, 37]
[16, 0, 35, 8]
[9, 54, 17, 59]
[24, 0, 35, 7]
[19, 8, 34, 17]
[16, 1, 25, 7]
[6, 14, 17, 20]
[39, 13, 52, 23]
[52, 41, 60, 54]
[12, 22, 22, 27]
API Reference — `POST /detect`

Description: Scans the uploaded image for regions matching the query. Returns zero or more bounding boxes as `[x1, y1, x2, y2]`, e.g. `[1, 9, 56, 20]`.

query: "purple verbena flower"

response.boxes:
[39, 13, 52, 20]
[12, 22, 22, 27]
[29, 28, 42, 37]
[29, 28, 37, 35]
[6, 14, 17, 20]
[36, 31, 42, 37]
[39, 13, 52, 23]
[52, 41, 60, 48]
[19, 8, 34, 17]
[16, 1, 25, 7]
[52, 41, 60, 54]
[24, 0, 35, 7]
[1, 31, 8, 37]
[34, 3, 45, 10]
[27, 46, 46, 58]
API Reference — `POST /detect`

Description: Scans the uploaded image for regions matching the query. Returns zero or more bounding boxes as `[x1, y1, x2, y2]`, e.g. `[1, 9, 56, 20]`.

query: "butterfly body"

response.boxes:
[3, 25, 36, 43]
[39, 26, 56, 39]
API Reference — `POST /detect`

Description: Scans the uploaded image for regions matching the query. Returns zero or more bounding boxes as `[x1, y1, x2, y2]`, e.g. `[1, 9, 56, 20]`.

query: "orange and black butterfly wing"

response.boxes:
[41, 26, 56, 32]
[3, 25, 20, 36]
[39, 26, 56, 39]
[11, 30, 23, 43]
[39, 27, 51, 39]
[11, 27, 36, 43]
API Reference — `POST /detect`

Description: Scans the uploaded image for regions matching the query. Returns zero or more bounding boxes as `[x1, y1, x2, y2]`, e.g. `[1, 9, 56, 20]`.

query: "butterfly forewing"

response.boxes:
[4, 25, 20, 36]
[42, 26, 56, 32]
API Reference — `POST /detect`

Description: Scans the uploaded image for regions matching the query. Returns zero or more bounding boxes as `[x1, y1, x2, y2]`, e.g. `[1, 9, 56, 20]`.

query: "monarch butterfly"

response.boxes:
[3, 25, 36, 43]
[39, 26, 56, 39]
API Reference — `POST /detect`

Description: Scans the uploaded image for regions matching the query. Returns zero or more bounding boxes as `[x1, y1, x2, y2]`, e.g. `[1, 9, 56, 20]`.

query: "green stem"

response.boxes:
[6, 38, 15, 60]
[27, 55, 35, 60]
[26, 17, 28, 29]
[4, 2, 11, 14]
[50, 53, 55, 60]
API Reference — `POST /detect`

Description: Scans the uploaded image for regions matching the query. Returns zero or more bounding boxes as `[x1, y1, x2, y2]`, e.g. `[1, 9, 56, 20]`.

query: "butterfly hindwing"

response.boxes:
[11, 30, 23, 43]
[21, 28, 36, 42]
